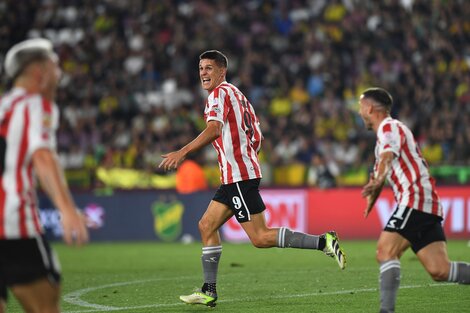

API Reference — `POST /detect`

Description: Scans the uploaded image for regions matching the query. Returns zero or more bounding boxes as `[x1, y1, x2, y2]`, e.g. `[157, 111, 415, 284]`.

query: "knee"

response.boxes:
[198, 219, 210, 235]
[376, 246, 400, 263]
[427, 263, 449, 282]
[250, 233, 270, 248]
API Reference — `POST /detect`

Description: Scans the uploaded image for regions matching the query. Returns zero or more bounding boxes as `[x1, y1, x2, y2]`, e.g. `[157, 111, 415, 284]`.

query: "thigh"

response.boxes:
[240, 212, 269, 237]
[201, 200, 234, 231]
[416, 241, 450, 274]
[11, 278, 60, 313]
[240, 212, 278, 247]
[199, 200, 233, 246]
[376, 231, 411, 262]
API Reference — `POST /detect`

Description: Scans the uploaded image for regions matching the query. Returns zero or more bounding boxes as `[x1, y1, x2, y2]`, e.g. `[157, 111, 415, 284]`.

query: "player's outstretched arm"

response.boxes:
[362, 151, 394, 217]
[159, 120, 222, 171]
[32, 148, 89, 245]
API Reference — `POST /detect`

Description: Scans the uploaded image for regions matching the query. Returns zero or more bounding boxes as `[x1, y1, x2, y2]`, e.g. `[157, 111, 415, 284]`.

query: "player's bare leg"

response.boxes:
[239, 212, 277, 248]
[199, 201, 233, 246]
[417, 241, 470, 284]
[11, 278, 60, 313]
[0, 299, 5, 313]
[241, 213, 346, 269]
[180, 201, 233, 307]
[376, 231, 410, 313]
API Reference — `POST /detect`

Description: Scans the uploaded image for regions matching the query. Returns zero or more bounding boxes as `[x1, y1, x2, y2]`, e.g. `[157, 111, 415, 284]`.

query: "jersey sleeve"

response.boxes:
[377, 122, 400, 156]
[27, 96, 58, 155]
[205, 87, 228, 124]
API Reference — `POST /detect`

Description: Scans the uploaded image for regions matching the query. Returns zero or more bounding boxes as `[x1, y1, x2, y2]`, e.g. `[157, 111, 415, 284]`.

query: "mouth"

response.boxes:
[201, 78, 211, 84]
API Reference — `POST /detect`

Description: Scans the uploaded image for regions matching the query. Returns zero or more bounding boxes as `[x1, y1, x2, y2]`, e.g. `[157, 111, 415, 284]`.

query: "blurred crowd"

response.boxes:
[1, 0, 469, 187]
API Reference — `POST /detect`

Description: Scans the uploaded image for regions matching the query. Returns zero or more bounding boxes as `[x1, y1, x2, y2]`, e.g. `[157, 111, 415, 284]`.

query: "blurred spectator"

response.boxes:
[306, 153, 337, 189]
[1, 0, 469, 187]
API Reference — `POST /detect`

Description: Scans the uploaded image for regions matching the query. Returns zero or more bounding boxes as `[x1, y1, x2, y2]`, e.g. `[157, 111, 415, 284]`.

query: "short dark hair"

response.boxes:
[199, 50, 228, 68]
[361, 87, 393, 112]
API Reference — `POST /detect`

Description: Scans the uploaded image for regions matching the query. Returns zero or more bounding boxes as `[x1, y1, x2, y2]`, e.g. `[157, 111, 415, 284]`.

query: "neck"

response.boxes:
[372, 113, 390, 133]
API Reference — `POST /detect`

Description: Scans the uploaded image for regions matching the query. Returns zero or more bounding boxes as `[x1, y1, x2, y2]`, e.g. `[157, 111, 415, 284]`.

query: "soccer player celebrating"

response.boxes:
[159, 50, 346, 307]
[0, 38, 88, 313]
[359, 87, 470, 313]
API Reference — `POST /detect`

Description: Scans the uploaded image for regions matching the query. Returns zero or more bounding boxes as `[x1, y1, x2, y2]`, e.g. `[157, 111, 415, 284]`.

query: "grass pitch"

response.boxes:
[6, 240, 470, 312]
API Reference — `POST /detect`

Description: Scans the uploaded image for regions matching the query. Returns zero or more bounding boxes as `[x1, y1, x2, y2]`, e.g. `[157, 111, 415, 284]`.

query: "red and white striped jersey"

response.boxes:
[204, 82, 262, 184]
[374, 117, 442, 217]
[0, 87, 59, 239]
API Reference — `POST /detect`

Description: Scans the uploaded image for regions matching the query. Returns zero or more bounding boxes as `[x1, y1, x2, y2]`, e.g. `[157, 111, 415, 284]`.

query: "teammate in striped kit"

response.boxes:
[0, 38, 88, 313]
[359, 88, 470, 313]
[159, 50, 346, 307]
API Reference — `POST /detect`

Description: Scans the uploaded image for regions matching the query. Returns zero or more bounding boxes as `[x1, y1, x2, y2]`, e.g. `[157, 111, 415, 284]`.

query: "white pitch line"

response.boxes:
[63, 281, 457, 313]
[63, 276, 199, 311]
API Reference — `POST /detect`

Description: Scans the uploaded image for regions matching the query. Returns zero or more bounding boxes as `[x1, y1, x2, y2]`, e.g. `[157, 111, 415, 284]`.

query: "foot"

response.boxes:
[179, 289, 217, 307]
[322, 231, 346, 270]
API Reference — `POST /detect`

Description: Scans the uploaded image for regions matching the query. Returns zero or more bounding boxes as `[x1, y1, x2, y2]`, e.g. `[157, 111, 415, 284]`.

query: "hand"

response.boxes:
[364, 196, 374, 218]
[362, 173, 380, 218]
[61, 209, 89, 246]
[158, 150, 185, 171]
[361, 173, 379, 198]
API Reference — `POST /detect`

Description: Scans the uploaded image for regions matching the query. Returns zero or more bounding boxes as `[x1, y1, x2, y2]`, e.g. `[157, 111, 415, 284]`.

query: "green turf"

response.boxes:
[6, 240, 470, 312]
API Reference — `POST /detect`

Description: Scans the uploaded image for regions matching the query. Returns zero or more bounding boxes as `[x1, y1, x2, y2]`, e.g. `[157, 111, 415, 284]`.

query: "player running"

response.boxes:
[359, 87, 470, 313]
[159, 50, 346, 307]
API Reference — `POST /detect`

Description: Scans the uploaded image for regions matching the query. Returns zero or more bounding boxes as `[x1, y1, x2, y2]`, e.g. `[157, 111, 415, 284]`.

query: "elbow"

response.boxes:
[206, 121, 222, 141]
[210, 126, 222, 140]
[213, 128, 222, 139]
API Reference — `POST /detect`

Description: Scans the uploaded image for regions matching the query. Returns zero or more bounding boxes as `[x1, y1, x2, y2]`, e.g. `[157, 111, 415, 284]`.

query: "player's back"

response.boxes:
[378, 117, 441, 217]
[0, 87, 57, 239]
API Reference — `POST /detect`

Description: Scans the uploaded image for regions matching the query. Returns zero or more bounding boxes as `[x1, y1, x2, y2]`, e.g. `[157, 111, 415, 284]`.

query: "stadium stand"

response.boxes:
[0, 0, 469, 188]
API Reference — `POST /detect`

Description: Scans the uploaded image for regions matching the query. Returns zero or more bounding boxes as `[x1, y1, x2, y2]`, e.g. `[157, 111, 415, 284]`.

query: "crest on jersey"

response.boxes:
[42, 113, 52, 129]
[41, 113, 52, 140]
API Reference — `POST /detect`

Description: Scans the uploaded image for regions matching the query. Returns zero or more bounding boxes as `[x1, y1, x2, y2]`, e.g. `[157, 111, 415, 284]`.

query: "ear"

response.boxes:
[366, 102, 374, 114]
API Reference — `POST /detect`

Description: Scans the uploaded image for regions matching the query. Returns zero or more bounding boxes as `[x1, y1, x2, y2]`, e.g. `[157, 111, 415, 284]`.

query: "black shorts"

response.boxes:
[384, 206, 446, 253]
[0, 235, 61, 300]
[213, 178, 266, 223]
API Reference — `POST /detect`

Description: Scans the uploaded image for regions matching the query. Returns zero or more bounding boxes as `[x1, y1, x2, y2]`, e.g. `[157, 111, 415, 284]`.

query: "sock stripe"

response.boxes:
[449, 262, 454, 282]
[282, 228, 286, 247]
[278, 227, 286, 248]
[203, 246, 222, 255]
[380, 260, 401, 273]
[448, 262, 457, 282]
[203, 246, 222, 251]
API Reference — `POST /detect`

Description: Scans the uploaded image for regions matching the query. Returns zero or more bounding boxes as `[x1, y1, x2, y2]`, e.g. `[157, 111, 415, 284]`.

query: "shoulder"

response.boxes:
[22, 93, 44, 106]
[214, 82, 239, 96]
[378, 119, 400, 141]
[378, 118, 401, 135]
